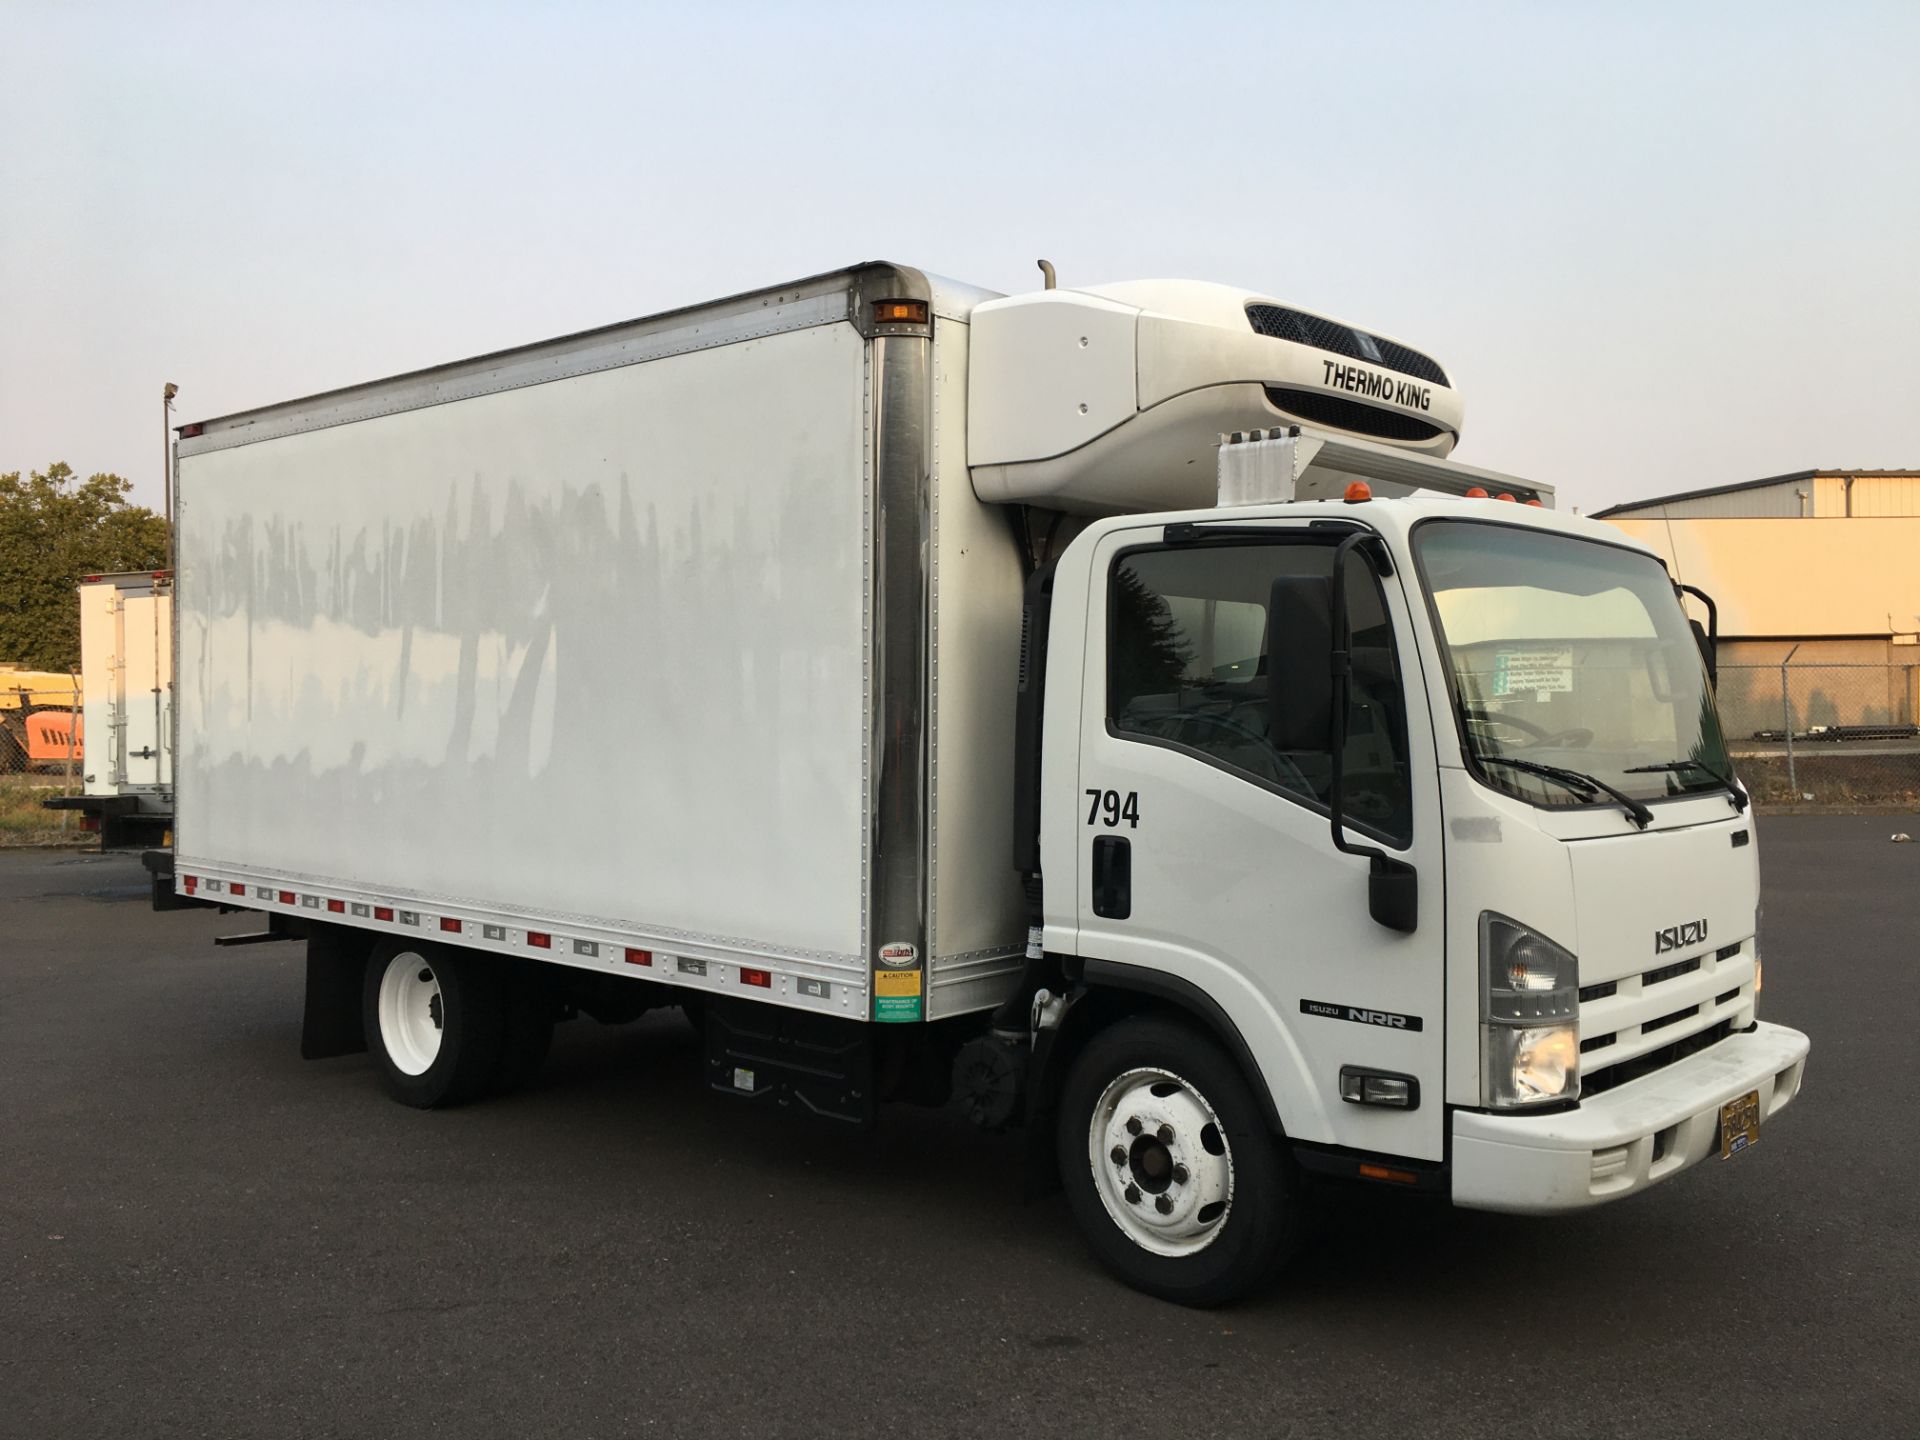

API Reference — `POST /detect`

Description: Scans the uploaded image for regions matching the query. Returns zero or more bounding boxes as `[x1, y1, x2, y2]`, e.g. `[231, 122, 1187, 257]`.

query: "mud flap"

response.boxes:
[301, 926, 372, 1060]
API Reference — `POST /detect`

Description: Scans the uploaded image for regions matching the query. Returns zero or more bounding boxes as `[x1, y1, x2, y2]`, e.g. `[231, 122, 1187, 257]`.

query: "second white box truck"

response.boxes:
[156, 262, 1809, 1304]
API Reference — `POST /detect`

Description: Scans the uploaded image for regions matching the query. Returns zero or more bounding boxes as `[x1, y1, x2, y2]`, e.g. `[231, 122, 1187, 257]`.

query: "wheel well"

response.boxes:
[1038, 961, 1286, 1137]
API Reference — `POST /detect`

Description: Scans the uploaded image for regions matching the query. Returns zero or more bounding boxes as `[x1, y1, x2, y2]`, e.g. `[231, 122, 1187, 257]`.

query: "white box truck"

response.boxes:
[43, 571, 175, 846]
[155, 262, 1809, 1304]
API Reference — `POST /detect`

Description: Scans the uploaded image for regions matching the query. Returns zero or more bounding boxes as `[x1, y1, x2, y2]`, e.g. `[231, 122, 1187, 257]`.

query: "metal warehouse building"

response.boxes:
[1595, 469, 1920, 752]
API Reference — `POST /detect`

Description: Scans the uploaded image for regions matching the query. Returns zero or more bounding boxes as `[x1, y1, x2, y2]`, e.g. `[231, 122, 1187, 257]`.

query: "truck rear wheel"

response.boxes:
[364, 941, 506, 1108]
[1057, 1016, 1298, 1306]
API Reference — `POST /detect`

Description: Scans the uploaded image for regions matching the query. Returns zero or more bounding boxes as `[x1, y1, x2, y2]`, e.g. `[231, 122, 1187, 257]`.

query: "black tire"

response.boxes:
[1057, 1015, 1299, 1307]
[363, 940, 506, 1108]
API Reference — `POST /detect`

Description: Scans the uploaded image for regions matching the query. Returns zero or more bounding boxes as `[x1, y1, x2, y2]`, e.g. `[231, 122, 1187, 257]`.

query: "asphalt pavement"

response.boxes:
[3, 816, 1915, 1438]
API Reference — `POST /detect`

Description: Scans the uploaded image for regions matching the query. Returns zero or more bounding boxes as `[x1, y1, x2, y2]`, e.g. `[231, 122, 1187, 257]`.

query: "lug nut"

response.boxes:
[1157, 1123, 1174, 1144]
[1126, 1116, 1143, 1136]
[1172, 1164, 1189, 1185]
[1154, 1194, 1173, 1214]
[1111, 1146, 1127, 1166]
[1124, 1184, 1142, 1205]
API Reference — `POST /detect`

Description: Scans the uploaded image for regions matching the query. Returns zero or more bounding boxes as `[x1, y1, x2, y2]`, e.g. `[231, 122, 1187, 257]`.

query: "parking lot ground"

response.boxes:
[3, 815, 1916, 1439]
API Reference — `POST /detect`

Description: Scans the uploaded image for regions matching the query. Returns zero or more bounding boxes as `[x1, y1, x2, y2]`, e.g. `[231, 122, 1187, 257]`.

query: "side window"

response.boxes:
[1107, 542, 1413, 843]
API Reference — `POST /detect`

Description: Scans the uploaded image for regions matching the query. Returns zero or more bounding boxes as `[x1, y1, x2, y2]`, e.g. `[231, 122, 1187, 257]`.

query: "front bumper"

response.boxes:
[1451, 1021, 1809, 1213]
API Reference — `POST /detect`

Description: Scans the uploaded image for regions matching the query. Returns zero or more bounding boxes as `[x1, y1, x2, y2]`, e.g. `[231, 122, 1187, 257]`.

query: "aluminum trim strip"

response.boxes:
[177, 288, 851, 457]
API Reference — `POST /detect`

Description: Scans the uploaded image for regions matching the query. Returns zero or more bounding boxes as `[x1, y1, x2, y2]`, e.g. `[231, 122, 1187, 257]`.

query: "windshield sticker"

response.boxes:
[1492, 648, 1573, 699]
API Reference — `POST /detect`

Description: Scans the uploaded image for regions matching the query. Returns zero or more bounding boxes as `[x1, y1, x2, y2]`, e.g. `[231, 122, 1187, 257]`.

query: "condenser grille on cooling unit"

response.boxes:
[1263, 387, 1450, 444]
[1246, 305, 1450, 386]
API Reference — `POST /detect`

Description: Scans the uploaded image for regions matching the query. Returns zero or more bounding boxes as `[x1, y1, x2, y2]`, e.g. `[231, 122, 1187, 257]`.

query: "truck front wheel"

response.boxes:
[1057, 1016, 1299, 1306]
[364, 941, 506, 1108]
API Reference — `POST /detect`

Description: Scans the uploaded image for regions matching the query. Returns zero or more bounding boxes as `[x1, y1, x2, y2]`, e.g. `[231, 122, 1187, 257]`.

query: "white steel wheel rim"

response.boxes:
[1087, 1066, 1234, 1258]
[378, 952, 444, 1076]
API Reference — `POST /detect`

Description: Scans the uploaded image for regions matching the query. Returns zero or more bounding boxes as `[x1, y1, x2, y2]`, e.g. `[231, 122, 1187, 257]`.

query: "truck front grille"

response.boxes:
[1262, 387, 1449, 443]
[1246, 305, 1450, 385]
[1582, 1017, 1733, 1098]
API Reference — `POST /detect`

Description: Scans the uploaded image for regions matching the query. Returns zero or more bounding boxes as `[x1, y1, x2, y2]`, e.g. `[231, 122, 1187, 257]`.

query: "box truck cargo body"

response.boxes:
[38, 572, 174, 846]
[160, 262, 1809, 1304]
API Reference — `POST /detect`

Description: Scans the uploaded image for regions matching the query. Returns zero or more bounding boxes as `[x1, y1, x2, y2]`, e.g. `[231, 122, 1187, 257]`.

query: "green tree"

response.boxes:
[0, 463, 170, 670]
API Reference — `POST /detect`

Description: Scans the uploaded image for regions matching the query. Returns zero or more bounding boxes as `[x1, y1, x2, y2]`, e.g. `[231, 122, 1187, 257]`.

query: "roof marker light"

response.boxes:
[1496, 492, 1517, 503]
[1464, 486, 1488, 499]
[1525, 498, 1543, 507]
[873, 300, 928, 325]
[1343, 481, 1372, 503]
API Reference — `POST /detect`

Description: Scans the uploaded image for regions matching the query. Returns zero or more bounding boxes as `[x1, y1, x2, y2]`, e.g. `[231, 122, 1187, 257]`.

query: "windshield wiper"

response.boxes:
[1477, 755, 1655, 830]
[1622, 759, 1749, 812]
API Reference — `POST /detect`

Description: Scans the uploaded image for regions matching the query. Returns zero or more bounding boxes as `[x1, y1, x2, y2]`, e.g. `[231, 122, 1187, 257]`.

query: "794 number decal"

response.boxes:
[1086, 789, 1140, 828]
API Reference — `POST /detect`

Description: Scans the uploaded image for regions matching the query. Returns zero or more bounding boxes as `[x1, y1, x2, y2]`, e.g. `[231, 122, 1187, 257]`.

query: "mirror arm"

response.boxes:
[1325, 536, 1372, 862]
[1677, 582, 1719, 689]
[1327, 535, 1418, 934]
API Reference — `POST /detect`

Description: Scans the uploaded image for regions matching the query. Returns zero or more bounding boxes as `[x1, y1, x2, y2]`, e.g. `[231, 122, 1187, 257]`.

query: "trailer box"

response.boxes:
[173, 264, 1028, 1042]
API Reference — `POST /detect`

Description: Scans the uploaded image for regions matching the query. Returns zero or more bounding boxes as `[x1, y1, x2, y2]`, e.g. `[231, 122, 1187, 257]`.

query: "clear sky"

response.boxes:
[4, 0, 1917, 515]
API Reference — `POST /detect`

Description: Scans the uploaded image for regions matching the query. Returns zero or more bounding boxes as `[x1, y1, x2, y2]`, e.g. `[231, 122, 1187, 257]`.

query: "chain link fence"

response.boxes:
[1717, 660, 1920, 808]
[0, 675, 85, 845]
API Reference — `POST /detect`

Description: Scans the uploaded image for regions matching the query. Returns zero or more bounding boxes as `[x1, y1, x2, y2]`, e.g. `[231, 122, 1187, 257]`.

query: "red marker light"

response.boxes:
[183, 875, 198, 892]
[440, 917, 462, 933]
[741, 967, 772, 988]
[1525, 498, 1543, 507]
[1496, 492, 1517, 503]
[1464, 487, 1488, 499]
[528, 931, 551, 949]
[326, 898, 345, 913]
[178, 423, 203, 438]
[279, 890, 296, 905]
[624, 947, 653, 966]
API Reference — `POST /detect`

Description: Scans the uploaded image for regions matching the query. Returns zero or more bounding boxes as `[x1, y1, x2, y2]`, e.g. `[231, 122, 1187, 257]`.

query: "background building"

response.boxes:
[1595, 471, 1919, 802]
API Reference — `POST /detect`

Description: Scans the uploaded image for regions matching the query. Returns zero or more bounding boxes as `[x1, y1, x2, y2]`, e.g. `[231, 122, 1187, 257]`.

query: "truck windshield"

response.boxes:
[1413, 520, 1734, 810]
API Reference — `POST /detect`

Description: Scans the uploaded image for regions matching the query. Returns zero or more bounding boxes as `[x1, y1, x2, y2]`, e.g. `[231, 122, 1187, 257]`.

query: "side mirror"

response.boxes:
[1267, 574, 1334, 750]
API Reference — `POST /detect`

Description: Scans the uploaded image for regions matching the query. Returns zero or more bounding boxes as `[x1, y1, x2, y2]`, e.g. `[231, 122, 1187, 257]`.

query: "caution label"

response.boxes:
[874, 968, 922, 997]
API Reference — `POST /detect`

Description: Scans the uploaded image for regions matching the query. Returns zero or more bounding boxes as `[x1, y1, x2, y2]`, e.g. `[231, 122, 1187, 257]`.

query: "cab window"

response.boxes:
[1107, 542, 1413, 843]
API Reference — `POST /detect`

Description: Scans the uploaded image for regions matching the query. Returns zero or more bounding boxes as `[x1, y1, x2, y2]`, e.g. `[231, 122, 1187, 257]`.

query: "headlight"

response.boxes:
[1481, 913, 1579, 1109]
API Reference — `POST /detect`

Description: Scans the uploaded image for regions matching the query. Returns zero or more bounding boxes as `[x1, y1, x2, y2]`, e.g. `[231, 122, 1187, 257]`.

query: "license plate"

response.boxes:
[1719, 1090, 1762, 1159]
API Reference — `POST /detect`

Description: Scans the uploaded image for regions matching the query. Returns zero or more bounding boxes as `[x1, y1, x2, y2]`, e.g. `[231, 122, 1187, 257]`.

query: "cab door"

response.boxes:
[1073, 522, 1447, 1161]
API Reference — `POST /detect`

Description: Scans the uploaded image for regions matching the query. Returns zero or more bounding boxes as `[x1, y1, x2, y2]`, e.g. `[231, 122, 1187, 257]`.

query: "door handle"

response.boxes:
[1091, 836, 1131, 920]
